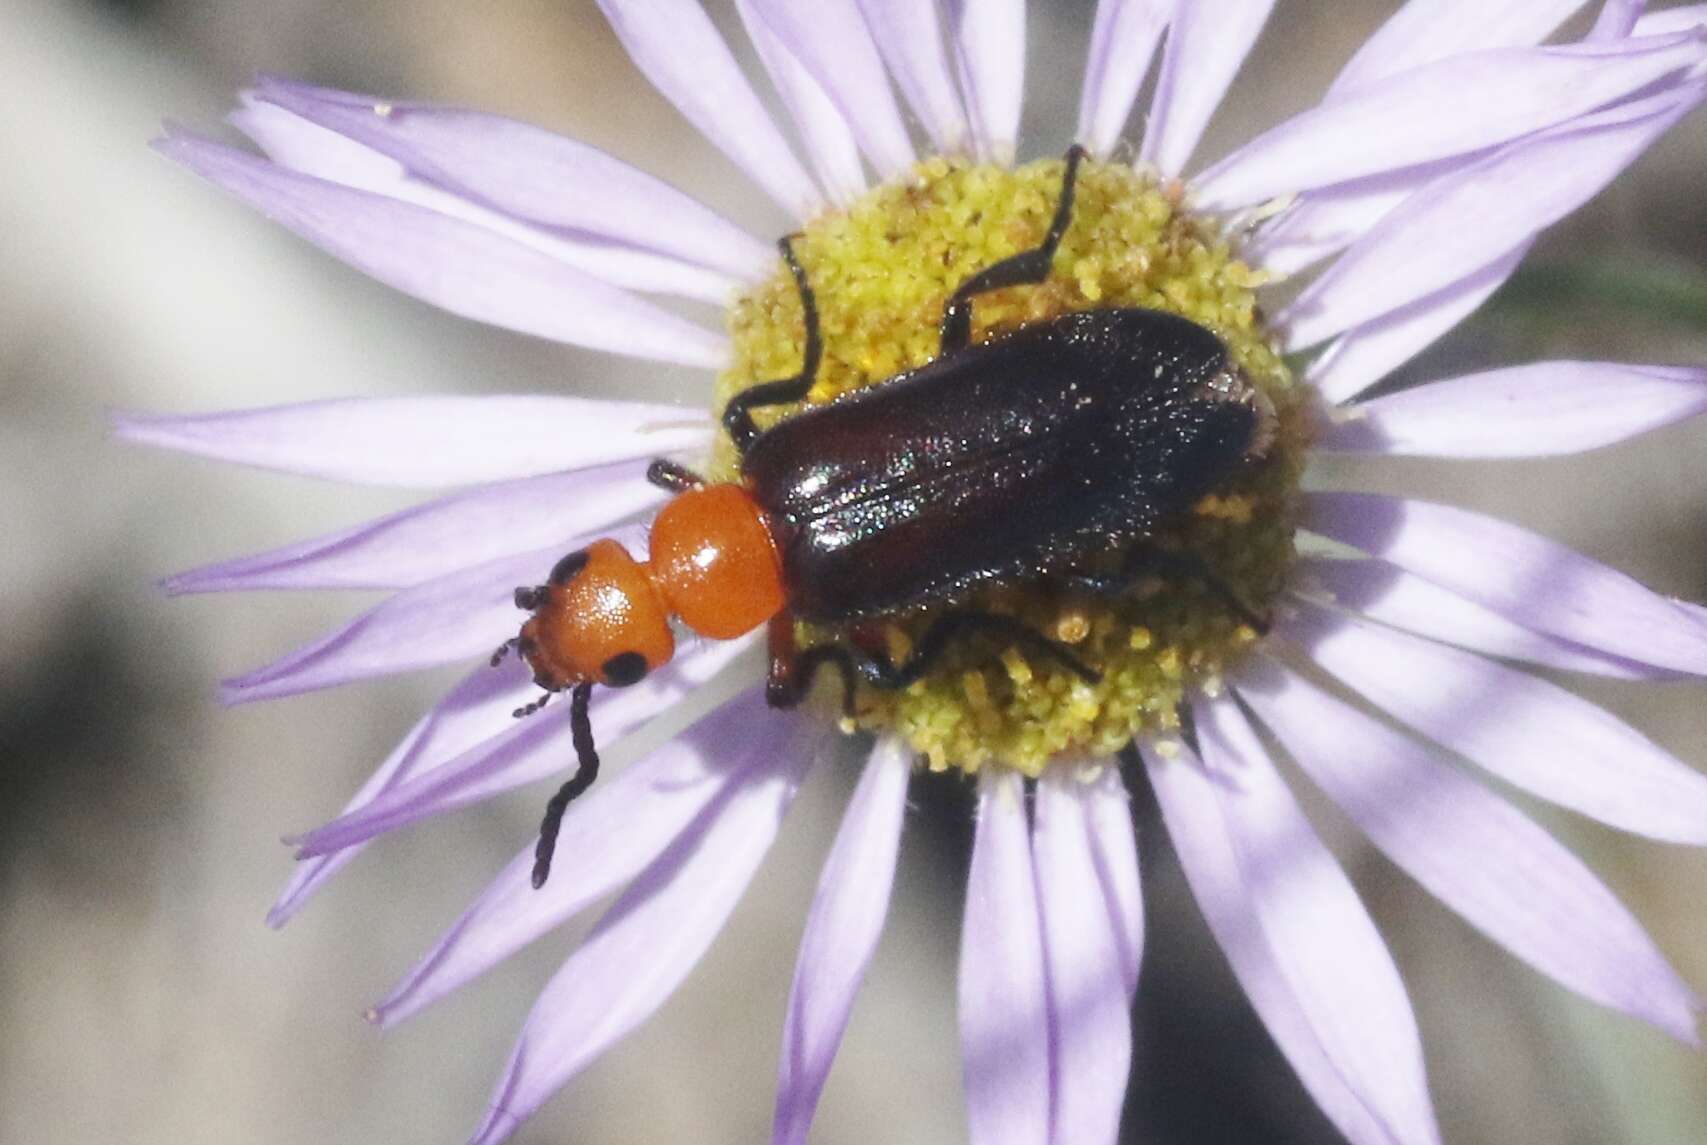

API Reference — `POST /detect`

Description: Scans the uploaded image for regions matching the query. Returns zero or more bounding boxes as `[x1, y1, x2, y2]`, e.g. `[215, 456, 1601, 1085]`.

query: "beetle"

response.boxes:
[494, 145, 1277, 888]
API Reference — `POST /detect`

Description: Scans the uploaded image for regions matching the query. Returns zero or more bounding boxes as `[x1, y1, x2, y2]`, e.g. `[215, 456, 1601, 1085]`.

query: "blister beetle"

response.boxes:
[494, 146, 1277, 887]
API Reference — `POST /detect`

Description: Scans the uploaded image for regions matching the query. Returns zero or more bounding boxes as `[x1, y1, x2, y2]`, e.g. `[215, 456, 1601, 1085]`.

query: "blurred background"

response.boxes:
[2, 0, 1705, 1142]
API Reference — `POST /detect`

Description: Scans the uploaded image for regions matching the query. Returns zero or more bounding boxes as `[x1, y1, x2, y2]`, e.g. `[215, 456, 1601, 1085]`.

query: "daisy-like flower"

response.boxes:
[121, 1, 1707, 1142]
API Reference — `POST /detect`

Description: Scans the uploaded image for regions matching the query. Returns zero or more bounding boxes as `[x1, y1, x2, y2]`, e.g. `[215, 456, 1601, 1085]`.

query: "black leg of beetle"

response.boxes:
[646, 458, 704, 493]
[722, 235, 822, 453]
[532, 681, 599, 889]
[764, 613, 858, 716]
[1060, 547, 1270, 635]
[939, 144, 1088, 354]
[864, 609, 1101, 690]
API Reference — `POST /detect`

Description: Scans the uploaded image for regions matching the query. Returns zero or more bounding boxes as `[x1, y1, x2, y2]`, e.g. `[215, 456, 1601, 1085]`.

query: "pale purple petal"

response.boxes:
[735, 0, 867, 206]
[1637, 5, 1707, 36]
[960, 768, 1050, 1145]
[1082, 766, 1143, 997]
[219, 542, 576, 703]
[371, 687, 796, 1027]
[1281, 598, 1707, 844]
[1305, 492, 1707, 675]
[1245, 158, 1462, 279]
[1196, 695, 1440, 1145]
[1281, 83, 1706, 350]
[229, 96, 745, 305]
[593, 0, 822, 220]
[856, 0, 971, 154]
[290, 634, 756, 857]
[772, 737, 911, 1145]
[154, 134, 729, 364]
[269, 658, 536, 926]
[114, 397, 711, 488]
[467, 715, 817, 1145]
[1075, 0, 1172, 158]
[1140, 0, 1275, 177]
[1195, 34, 1706, 210]
[1592, 0, 1648, 38]
[164, 461, 666, 593]
[1328, 0, 1590, 96]
[748, 0, 916, 178]
[1238, 655, 1703, 1043]
[1145, 743, 1406, 1145]
[249, 77, 775, 284]
[949, 0, 1026, 165]
[1294, 555, 1671, 679]
[1305, 244, 1531, 404]
[1034, 770, 1132, 1145]
[1321, 361, 1707, 456]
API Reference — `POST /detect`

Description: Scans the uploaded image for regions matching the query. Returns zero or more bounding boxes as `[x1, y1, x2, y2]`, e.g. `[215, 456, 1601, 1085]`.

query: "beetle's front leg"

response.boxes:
[765, 612, 858, 717]
[722, 236, 823, 453]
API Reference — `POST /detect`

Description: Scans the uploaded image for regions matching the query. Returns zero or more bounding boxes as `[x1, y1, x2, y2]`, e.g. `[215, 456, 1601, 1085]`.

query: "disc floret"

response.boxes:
[717, 155, 1308, 775]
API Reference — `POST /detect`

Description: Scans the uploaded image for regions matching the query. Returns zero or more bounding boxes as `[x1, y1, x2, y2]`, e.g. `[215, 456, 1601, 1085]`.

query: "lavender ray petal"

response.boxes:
[270, 657, 537, 926]
[948, 0, 1026, 166]
[1238, 656, 1703, 1043]
[1328, 0, 1590, 97]
[1305, 492, 1707, 675]
[1076, 0, 1171, 159]
[1321, 361, 1707, 457]
[1305, 244, 1530, 404]
[1280, 83, 1707, 350]
[1281, 598, 1707, 844]
[153, 134, 728, 364]
[747, 0, 915, 178]
[1637, 6, 1707, 36]
[247, 78, 774, 285]
[855, 0, 971, 155]
[1034, 770, 1133, 1145]
[1294, 555, 1674, 680]
[1083, 766, 1144, 998]
[230, 97, 741, 306]
[1140, 0, 1275, 177]
[290, 634, 756, 857]
[220, 540, 607, 704]
[735, 0, 867, 206]
[1145, 743, 1406, 1145]
[1196, 694, 1440, 1145]
[1592, 0, 1648, 38]
[960, 769, 1050, 1145]
[1196, 34, 1705, 211]
[772, 738, 911, 1145]
[113, 396, 711, 488]
[164, 461, 665, 594]
[466, 716, 818, 1145]
[1247, 166, 1441, 279]
[372, 687, 799, 1028]
[593, 0, 822, 220]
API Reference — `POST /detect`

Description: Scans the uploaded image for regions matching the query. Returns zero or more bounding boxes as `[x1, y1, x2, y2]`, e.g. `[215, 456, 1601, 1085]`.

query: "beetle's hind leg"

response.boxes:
[722, 236, 823, 453]
[939, 144, 1088, 354]
[1059, 547, 1271, 635]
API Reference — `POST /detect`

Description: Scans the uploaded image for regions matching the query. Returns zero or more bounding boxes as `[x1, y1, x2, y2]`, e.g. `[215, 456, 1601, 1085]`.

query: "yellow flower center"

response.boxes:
[714, 155, 1308, 776]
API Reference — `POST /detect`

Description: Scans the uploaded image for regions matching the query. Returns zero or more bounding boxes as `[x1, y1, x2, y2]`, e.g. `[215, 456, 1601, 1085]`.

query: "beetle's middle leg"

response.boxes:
[723, 236, 823, 453]
[1059, 547, 1271, 635]
[939, 144, 1088, 354]
[863, 609, 1102, 689]
[765, 612, 859, 716]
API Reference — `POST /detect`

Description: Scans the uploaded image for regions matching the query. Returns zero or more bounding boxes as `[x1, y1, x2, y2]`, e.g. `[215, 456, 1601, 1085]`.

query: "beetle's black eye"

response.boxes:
[601, 652, 648, 687]
[549, 549, 590, 586]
